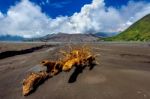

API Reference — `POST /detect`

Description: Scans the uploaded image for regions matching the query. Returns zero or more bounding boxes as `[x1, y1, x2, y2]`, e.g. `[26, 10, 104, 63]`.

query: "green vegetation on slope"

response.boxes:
[104, 14, 150, 41]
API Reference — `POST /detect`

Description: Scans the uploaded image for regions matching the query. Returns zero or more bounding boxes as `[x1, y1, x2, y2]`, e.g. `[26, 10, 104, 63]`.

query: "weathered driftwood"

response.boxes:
[22, 71, 48, 96]
[41, 60, 62, 76]
[22, 46, 96, 96]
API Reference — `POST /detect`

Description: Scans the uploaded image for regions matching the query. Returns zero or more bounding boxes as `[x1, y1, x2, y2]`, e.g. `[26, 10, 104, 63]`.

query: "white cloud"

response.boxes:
[0, 12, 4, 18]
[0, 0, 51, 38]
[0, 0, 150, 38]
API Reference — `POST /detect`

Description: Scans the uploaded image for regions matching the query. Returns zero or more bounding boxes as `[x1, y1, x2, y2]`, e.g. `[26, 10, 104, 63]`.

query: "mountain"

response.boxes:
[0, 35, 25, 41]
[103, 14, 150, 41]
[27, 33, 99, 42]
[94, 32, 119, 37]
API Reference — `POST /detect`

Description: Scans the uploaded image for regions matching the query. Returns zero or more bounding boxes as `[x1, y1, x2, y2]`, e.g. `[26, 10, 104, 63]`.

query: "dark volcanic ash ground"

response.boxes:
[0, 42, 150, 99]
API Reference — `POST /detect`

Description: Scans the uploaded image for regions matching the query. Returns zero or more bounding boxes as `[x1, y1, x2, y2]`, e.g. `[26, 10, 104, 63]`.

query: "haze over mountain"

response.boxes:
[95, 32, 119, 37]
[26, 33, 99, 42]
[0, 35, 24, 41]
[104, 14, 150, 41]
[0, 32, 118, 41]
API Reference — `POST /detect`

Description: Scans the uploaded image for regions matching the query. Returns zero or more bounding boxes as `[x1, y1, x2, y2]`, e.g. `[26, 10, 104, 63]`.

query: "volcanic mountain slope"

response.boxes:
[104, 14, 150, 41]
[27, 33, 99, 42]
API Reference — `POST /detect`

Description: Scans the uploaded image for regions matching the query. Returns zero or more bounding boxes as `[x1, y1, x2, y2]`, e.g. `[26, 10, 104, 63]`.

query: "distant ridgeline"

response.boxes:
[103, 14, 150, 41]
[25, 32, 119, 42]
[0, 35, 24, 41]
[26, 33, 99, 42]
[0, 33, 117, 42]
[94, 32, 119, 37]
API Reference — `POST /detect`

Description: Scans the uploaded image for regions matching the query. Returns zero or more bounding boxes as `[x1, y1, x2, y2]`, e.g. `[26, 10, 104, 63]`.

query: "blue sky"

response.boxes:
[0, 0, 150, 37]
[1, 0, 149, 18]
